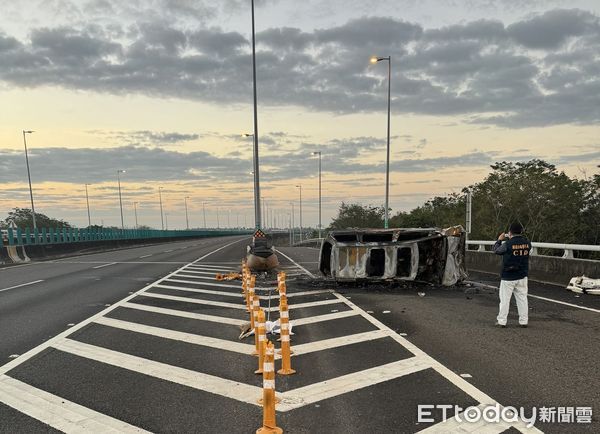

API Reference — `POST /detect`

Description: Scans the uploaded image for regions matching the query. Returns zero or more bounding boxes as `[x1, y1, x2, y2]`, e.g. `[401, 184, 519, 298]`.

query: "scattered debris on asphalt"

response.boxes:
[567, 276, 600, 295]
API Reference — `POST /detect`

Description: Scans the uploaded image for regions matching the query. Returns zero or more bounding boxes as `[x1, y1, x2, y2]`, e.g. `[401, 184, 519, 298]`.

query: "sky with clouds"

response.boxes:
[1, 0, 599, 229]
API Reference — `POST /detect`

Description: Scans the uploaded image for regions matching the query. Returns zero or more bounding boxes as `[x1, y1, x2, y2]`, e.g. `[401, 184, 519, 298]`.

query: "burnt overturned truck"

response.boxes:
[318, 226, 467, 286]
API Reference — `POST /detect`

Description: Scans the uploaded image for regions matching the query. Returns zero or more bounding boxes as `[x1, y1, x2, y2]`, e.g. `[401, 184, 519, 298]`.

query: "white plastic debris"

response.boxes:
[567, 276, 600, 295]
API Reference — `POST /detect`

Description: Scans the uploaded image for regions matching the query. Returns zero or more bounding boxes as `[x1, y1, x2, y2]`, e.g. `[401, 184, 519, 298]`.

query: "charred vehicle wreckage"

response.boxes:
[318, 226, 467, 286]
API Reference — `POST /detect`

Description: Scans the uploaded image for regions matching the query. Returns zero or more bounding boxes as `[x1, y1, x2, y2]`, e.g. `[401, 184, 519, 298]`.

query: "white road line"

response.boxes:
[0, 375, 148, 433]
[0, 237, 248, 376]
[120, 302, 247, 326]
[468, 280, 600, 314]
[258, 289, 334, 300]
[162, 278, 241, 290]
[92, 262, 117, 269]
[291, 310, 359, 326]
[185, 264, 237, 272]
[0, 279, 44, 294]
[52, 339, 261, 407]
[292, 330, 389, 355]
[173, 270, 221, 277]
[153, 283, 240, 298]
[278, 356, 430, 412]
[529, 294, 600, 313]
[274, 249, 315, 277]
[265, 298, 342, 312]
[139, 292, 247, 310]
[94, 317, 253, 354]
[139, 254, 153, 258]
[164, 250, 174, 253]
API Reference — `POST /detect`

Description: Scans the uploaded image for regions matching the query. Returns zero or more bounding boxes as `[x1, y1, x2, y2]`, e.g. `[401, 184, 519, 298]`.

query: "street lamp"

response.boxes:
[370, 55, 392, 229]
[202, 201, 207, 229]
[312, 151, 322, 238]
[290, 202, 296, 247]
[296, 184, 303, 242]
[184, 196, 190, 230]
[165, 212, 168, 230]
[116, 170, 126, 230]
[85, 183, 92, 228]
[243, 131, 261, 230]
[216, 206, 220, 228]
[22, 130, 37, 230]
[250, 0, 262, 229]
[158, 187, 164, 230]
[133, 202, 139, 229]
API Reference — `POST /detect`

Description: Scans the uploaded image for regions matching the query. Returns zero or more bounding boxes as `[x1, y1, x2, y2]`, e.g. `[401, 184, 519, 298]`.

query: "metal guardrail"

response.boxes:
[467, 240, 600, 259]
[292, 237, 324, 247]
[2, 227, 252, 247]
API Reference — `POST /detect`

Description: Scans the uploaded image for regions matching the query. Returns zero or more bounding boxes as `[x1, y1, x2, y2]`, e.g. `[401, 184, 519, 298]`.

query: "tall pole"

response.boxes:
[216, 207, 220, 228]
[251, 0, 261, 229]
[85, 183, 91, 227]
[313, 151, 322, 238]
[22, 130, 37, 230]
[202, 202, 207, 228]
[133, 202, 138, 229]
[184, 196, 190, 230]
[466, 190, 472, 243]
[117, 170, 125, 230]
[296, 185, 303, 242]
[290, 202, 295, 245]
[370, 56, 392, 228]
[158, 187, 164, 230]
[385, 56, 391, 229]
[165, 213, 168, 230]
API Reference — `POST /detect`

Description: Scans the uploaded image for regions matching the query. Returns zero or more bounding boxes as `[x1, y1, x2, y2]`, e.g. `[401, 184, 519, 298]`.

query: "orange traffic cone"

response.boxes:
[257, 341, 283, 434]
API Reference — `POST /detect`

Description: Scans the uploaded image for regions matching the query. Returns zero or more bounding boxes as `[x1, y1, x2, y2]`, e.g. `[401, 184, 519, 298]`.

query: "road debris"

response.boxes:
[567, 276, 600, 295]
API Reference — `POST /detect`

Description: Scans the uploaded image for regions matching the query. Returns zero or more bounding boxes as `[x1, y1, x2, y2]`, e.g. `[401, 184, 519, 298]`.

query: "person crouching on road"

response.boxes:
[493, 222, 532, 328]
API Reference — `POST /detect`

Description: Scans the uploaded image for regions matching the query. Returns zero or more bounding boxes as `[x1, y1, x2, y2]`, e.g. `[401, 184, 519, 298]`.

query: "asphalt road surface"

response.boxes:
[0, 238, 598, 433]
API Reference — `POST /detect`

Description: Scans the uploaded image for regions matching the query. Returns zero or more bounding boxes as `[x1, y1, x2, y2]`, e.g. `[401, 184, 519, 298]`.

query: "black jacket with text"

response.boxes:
[493, 235, 532, 281]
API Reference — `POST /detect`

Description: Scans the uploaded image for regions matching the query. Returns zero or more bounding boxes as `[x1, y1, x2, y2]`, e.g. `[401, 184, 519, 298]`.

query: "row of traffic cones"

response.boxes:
[240, 261, 292, 433]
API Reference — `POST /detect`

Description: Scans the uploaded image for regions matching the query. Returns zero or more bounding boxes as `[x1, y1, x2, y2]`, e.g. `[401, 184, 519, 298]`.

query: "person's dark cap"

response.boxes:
[509, 222, 523, 234]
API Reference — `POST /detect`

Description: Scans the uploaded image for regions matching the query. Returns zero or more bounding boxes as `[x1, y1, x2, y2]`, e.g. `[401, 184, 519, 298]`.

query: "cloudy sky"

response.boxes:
[1, 0, 599, 229]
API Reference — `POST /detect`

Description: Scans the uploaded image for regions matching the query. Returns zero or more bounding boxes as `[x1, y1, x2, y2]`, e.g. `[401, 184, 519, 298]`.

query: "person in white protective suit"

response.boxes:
[493, 222, 532, 328]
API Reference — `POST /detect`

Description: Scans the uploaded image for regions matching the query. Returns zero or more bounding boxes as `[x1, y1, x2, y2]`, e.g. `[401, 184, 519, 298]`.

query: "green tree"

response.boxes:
[328, 202, 385, 229]
[390, 194, 464, 228]
[2, 208, 72, 230]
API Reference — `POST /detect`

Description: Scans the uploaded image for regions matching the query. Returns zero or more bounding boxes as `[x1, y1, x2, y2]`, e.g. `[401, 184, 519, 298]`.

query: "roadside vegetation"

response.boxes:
[329, 159, 599, 247]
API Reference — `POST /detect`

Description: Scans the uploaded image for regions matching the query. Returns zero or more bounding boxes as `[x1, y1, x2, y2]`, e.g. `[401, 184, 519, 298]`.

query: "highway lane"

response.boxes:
[1, 240, 597, 432]
[0, 236, 249, 363]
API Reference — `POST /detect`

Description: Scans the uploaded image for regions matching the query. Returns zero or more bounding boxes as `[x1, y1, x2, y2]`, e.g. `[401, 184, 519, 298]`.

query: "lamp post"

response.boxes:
[165, 212, 168, 230]
[117, 170, 126, 229]
[216, 207, 220, 228]
[85, 183, 92, 228]
[158, 187, 164, 230]
[133, 202, 139, 229]
[202, 201, 207, 228]
[370, 55, 392, 229]
[312, 151, 322, 238]
[250, 0, 262, 229]
[184, 196, 190, 230]
[290, 202, 296, 247]
[296, 184, 303, 242]
[22, 130, 37, 230]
